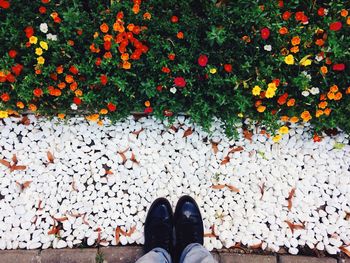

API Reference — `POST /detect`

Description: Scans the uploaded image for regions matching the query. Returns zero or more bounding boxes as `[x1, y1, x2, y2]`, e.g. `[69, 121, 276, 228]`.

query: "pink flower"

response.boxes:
[174, 77, 186, 88]
[260, 28, 270, 40]
[198, 55, 208, 67]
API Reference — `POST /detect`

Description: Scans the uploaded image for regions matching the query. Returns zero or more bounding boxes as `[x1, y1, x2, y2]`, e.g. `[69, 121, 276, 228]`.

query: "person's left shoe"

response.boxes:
[144, 197, 174, 254]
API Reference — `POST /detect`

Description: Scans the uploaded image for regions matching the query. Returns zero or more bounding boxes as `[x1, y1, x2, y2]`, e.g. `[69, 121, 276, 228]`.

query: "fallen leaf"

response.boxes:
[211, 184, 225, 190]
[38, 200, 43, 211]
[130, 153, 139, 164]
[340, 246, 350, 257]
[211, 141, 219, 154]
[228, 146, 244, 154]
[284, 220, 305, 233]
[0, 159, 11, 168]
[204, 225, 218, 238]
[16, 180, 32, 191]
[226, 184, 240, 193]
[259, 183, 265, 200]
[132, 128, 144, 136]
[220, 156, 230, 165]
[53, 216, 68, 222]
[47, 151, 54, 163]
[229, 243, 247, 253]
[71, 181, 78, 191]
[12, 154, 18, 164]
[120, 226, 136, 237]
[115, 227, 121, 245]
[105, 170, 113, 175]
[21, 116, 30, 125]
[118, 147, 129, 164]
[10, 165, 27, 172]
[169, 125, 178, 132]
[243, 129, 253, 142]
[95, 227, 102, 244]
[345, 211, 350, 221]
[287, 188, 296, 211]
[82, 213, 90, 225]
[183, 127, 193, 138]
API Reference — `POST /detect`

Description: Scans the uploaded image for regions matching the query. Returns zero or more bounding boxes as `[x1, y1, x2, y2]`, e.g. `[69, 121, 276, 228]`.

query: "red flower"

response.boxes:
[100, 75, 108, 85]
[278, 1, 284, 8]
[277, 93, 288, 105]
[330, 21, 342, 31]
[144, 107, 153, 114]
[163, 109, 173, 117]
[33, 88, 43, 97]
[1, 93, 10, 102]
[107, 102, 117, 112]
[162, 67, 171, 74]
[12, 64, 23, 76]
[6, 73, 15, 83]
[8, 50, 17, 58]
[24, 26, 34, 38]
[260, 28, 270, 40]
[317, 7, 325, 16]
[95, 57, 102, 66]
[104, 41, 112, 51]
[282, 11, 292, 20]
[295, 11, 304, 21]
[171, 16, 178, 23]
[313, 134, 322, 142]
[39, 6, 46, 14]
[69, 65, 79, 75]
[168, 53, 175, 61]
[198, 54, 208, 67]
[73, 97, 81, 105]
[332, 63, 345, 71]
[224, 64, 232, 73]
[174, 77, 186, 88]
[0, 0, 10, 9]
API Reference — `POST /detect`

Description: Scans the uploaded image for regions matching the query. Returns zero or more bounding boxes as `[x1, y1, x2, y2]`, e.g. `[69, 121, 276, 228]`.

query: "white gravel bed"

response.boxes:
[0, 115, 349, 255]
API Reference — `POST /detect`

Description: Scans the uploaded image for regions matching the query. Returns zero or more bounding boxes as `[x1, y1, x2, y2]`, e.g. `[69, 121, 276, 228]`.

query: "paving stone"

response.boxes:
[100, 247, 144, 263]
[40, 248, 97, 263]
[0, 250, 40, 263]
[218, 253, 277, 263]
[279, 255, 337, 263]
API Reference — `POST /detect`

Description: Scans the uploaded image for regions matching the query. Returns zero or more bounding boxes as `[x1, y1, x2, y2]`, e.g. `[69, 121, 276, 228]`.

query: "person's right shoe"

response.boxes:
[174, 195, 204, 258]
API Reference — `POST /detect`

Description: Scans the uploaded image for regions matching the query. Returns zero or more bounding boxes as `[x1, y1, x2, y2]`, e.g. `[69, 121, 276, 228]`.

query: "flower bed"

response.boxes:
[0, 115, 349, 254]
[0, 0, 349, 138]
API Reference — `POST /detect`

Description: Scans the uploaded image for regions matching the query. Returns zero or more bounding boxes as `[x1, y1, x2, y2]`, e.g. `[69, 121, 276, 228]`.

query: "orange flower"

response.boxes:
[255, 100, 262, 107]
[320, 66, 328, 75]
[280, 116, 289, 122]
[347, 17, 350, 25]
[242, 35, 251, 43]
[346, 87, 350, 94]
[144, 100, 151, 107]
[113, 22, 125, 33]
[315, 39, 325, 46]
[75, 89, 82, 97]
[100, 109, 108, 114]
[324, 108, 331, 116]
[122, 61, 131, 69]
[67, 40, 74, 46]
[290, 46, 299, 53]
[318, 101, 328, 109]
[316, 110, 324, 117]
[104, 34, 113, 42]
[100, 23, 109, 33]
[290, 116, 299, 123]
[86, 114, 99, 122]
[327, 91, 335, 100]
[127, 23, 135, 31]
[17, 101, 25, 109]
[121, 53, 129, 61]
[341, 9, 348, 17]
[65, 75, 74, 84]
[287, 98, 295, 106]
[56, 65, 64, 74]
[143, 12, 151, 20]
[58, 113, 65, 119]
[70, 82, 78, 91]
[57, 82, 66, 89]
[320, 94, 327, 100]
[53, 89, 61, 96]
[334, 92, 342, 101]
[29, 104, 37, 112]
[177, 31, 184, 39]
[330, 85, 338, 93]
[33, 88, 43, 97]
[104, 52, 112, 59]
[291, 36, 300, 46]
[257, 105, 266, 113]
[301, 110, 312, 122]
[1, 93, 10, 102]
[132, 4, 140, 14]
[279, 27, 288, 35]
[280, 48, 289, 56]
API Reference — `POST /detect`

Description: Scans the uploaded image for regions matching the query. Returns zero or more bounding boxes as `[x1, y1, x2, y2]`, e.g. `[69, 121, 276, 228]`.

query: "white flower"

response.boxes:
[301, 71, 312, 80]
[71, 104, 78, 110]
[324, 9, 329, 15]
[47, 33, 57, 41]
[302, 90, 310, 97]
[310, 87, 320, 95]
[170, 87, 177, 94]
[40, 23, 48, 33]
[264, 45, 272, 51]
[315, 55, 324, 62]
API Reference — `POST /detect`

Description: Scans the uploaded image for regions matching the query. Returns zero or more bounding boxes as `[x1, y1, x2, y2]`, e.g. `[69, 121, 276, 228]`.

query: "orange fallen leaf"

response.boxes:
[95, 227, 102, 244]
[287, 188, 296, 211]
[48, 220, 60, 236]
[220, 156, 230, 165]
[12, 154, 18, 164]
[211, 184, 226, 190]
[340, 245, 350, 257]
[211, 141, 219, 154]
[284, 220, 305, 233]
[243, 129, 253, 142]
[16, 180, 32, 191]
[47, 151, 54, 163]
[21, 116, 31, 126]
[169, 125, 178, 132]
[105, 170, 113, 175]
[10, 165, 27, 172]
[120, 226, 136, 237]
[183, 127, 193, 137]
[226, 184, 240, 193]
[0, 159, 11, 168]
[229, 243, 247, 253]
[228, 146, 244, 154]
[115, 227, 121, 245]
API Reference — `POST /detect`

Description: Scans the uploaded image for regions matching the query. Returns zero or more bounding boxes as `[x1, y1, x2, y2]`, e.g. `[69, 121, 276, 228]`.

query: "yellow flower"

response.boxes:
[100, 109, 108, 115]
[252, 85, 261, 96]
[16, 102, 25, 109]
[284, 54, 294, 65]
[265, 87, 276, 98]
[272, 135, 282, 142]
[0, 110, 9, 118]
[237, 113, 243, 118]
[268, 82, 277, 91]
[209, 68, 217, 74]
[35, 48, 43, 56]
[299, 55, 312, 66]
[37, 56, 45, 64]
[39, 41, 48, 50]
[279, 126, 289, 134]
[29, 36, 38, 44]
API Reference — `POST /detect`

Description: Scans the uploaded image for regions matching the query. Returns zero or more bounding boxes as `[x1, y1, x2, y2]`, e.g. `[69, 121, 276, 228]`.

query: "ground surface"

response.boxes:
[0, 115, 350, 256]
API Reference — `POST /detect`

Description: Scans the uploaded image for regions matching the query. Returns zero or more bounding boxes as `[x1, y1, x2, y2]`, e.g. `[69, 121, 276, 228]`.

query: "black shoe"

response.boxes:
[144, 197, 174, 254]
[174, 196, 204, 258]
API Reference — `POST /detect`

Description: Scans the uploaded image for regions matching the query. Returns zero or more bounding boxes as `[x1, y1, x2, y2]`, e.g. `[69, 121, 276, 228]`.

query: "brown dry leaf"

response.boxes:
[345, 212, 350, 221]
[169, 125, 178, 132]
[226, 184, 240, 193]
[340, 246, 350, 257]
[53, 216, 68, 222]
[16, 180, 32, 191]
[211, 141, 219, 154]
[183, 127, 193, 138]
[228, 146, 244, 154]
[105, 170, 113, 175]
[220, 155, 230, 165]
[12, 154, 18, 164]
[118, 147, 129, 164]
[250, 242, 262, 249]
[0, 159, 11, 168]
[259, 183, 265, 200]
[204, 225, 218, 238]
[120, 226, 136, 237]
[10, 165, 27, 172]
[47, 151, 54, 163]
[229, 243, 248, 253]
[284, 220, 305, 234]
[287, 188, 296, 211]
[130, 153, 139, 164]
[21, 116, 30, 126]
[243, 129, 253, 142]
[48, 222, 60, 235]
[211, 184, 226, 190]
[38, 200, 43, 211]
[115, 227, 121, 245]
[132, 128, 144, 136]
[82, 213, 90, 225]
